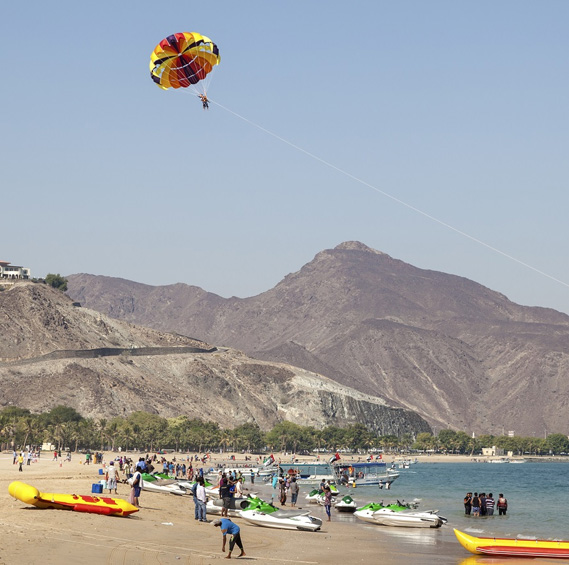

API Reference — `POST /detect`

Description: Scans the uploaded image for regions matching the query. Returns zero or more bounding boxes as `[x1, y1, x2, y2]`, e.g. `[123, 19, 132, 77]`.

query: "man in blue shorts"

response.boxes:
[213, 518, 245, 559]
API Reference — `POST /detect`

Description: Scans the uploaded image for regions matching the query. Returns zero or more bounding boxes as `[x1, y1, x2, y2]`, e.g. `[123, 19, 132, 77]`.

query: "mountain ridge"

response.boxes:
[66, 242, 569, 435]
[0, 282, 429, 434]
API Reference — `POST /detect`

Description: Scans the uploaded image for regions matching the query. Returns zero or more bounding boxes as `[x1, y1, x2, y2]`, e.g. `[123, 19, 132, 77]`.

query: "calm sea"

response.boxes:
[353, 461, 569, 538]
[256, 460, 569, 564]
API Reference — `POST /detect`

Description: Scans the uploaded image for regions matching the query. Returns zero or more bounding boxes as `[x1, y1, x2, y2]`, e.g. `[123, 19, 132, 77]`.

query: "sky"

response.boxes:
[3, 1, 569, 313]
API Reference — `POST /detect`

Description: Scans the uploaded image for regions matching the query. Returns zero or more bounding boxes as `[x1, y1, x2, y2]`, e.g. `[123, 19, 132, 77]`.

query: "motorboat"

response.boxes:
[454, 528, 569, 558]
[279, 462, 336, 485]
[239, 508, 323, 531]
[334, 461, 399, 488]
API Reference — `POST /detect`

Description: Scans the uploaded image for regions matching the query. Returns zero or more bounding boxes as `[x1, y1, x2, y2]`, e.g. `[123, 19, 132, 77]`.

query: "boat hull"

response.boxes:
[8, 481, 138, 517]
[454, 529, 569, 558]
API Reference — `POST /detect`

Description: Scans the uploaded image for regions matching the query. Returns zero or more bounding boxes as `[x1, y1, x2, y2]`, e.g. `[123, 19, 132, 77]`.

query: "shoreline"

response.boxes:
[0, 450, 563, 564]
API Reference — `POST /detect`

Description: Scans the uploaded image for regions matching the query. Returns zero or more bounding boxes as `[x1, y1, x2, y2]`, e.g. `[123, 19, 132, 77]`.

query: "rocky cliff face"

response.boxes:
[0, 282, 429, 434]
[67, 242, 569, 435]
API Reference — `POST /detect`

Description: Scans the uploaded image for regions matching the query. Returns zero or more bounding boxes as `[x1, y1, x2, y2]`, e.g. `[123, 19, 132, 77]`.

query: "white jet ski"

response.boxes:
[128, 477, 186, 496]
[333, 495, 358, 512]
[239, 508, 323, 532]
[206, 496, 252, 516]
[354, 507, 447, 528]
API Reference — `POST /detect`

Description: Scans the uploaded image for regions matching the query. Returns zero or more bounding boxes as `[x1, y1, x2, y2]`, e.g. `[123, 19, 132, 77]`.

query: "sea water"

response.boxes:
[256, 461, 569, 564]
[336, 461, 569, 538]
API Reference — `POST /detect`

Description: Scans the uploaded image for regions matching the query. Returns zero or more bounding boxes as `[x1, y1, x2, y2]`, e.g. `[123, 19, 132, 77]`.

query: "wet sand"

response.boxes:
[0, 452, 538, 564]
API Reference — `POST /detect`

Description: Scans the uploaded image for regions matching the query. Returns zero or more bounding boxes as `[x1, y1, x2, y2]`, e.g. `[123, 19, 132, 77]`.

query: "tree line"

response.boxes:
[1, 405, 568, 456]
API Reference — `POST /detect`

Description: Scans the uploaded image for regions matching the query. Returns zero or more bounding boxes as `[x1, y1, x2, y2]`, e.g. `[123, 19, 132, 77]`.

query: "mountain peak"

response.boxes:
[334, 241, 387, 255]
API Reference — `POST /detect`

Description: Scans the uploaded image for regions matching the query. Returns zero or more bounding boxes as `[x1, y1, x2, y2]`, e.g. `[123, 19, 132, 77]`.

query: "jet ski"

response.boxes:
[127, 477, 186, 496]
[240, 508, 323, 531]
[354, 506, 447, 528]
[334, 495, 358, 512]
[206, 496, 254, 516]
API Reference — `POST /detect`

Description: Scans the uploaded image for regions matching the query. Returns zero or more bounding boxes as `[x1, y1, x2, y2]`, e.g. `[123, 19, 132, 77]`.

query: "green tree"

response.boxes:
[265, 421, 307, 452]
[546, 433, 569, 454]
[126, 412, 168, 451]
[454, 431, 472, 454]
[45, 273, 68, 291]
[343, 423, 373, 451]
[232, 423, 265, 452]
[437, 429, 457, 453]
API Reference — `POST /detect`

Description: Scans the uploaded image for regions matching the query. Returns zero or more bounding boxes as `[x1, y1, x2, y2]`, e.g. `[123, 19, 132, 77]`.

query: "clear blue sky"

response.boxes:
[3, 1, 569, 313]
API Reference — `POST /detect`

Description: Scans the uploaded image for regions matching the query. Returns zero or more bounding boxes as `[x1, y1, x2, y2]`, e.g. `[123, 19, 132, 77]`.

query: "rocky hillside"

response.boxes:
[0, 283, 429, 434]
[67, 242, 569, 436]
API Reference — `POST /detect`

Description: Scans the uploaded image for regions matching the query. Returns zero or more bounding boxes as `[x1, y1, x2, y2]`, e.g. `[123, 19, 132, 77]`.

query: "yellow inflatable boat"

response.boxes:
[9, 481, 138, 517]
[454, 528, 569, 559]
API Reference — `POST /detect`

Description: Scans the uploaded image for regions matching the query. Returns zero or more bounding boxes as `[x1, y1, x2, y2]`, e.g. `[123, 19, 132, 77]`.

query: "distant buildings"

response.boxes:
[0, 261, 31, 280]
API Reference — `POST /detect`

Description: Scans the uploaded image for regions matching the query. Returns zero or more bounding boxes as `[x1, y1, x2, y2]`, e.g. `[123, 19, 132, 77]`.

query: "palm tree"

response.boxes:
[97, 419, 108, 451]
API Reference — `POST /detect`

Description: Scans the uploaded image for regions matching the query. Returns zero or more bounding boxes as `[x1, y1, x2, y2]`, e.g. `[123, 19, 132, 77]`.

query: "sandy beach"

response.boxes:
[0, 452, 533, 565]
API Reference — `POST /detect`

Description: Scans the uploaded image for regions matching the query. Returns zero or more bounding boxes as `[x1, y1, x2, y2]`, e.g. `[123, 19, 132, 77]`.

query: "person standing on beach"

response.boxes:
[18, 452, 24, 472]
[463, 492, 472, 515]
[106, 461, 120, 494]
[324, 485, 332, 521]
[131, 468, 142, 507]
[485, 493, 495, 515]
[213, 518, 245, 559]
[279, 478, 287, 505]
[497, 493, 508, 515]
[190, 479, 200, 520]
[480, 493, 487, 516]
[290, 477, 299, 507]
[219, 473, 231, 517]
[196, 477, 208, 522]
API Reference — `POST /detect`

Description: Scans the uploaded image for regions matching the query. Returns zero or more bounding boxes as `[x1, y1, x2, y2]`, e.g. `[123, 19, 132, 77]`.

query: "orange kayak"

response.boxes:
[455, 528, 569, 559]
[9, 481, 138, 517]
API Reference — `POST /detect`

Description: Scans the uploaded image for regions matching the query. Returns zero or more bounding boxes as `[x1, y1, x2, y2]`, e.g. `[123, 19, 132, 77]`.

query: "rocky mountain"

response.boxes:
[66, 242, 569, 436]
[0, 282, 429, 434]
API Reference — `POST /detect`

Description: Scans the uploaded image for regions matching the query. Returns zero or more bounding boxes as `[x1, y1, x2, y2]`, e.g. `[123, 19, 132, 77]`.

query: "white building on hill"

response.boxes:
[0, 261, 31, 279]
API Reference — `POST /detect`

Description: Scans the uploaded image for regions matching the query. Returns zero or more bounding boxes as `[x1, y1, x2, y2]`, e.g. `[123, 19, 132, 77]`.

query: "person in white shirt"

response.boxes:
[106, 461, 120, 494]
[196, 477, 208, 522]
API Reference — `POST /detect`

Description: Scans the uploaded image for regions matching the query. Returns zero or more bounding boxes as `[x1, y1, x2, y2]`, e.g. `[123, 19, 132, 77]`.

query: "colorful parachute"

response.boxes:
[149, 32, 220, 91]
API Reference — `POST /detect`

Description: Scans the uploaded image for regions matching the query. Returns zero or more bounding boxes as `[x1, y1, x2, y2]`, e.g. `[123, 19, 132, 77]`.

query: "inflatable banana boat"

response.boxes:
[454, 528, 569, 558]
[9, 481, 138, 517]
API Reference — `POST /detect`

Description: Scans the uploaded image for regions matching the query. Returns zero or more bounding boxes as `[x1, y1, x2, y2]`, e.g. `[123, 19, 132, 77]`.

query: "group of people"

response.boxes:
[13, 450, 34, 470]
[464, 492, 508, 516]
[274, 476, 300, 507]
[189, 476, 208, 521]
[218, 471, 244, 516]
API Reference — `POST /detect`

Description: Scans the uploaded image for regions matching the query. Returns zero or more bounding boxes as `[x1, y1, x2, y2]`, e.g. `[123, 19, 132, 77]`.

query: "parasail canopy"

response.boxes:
[149, 32, 220, 92]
